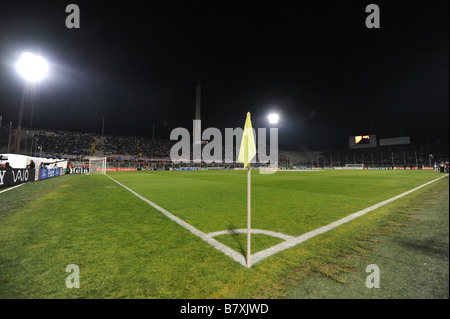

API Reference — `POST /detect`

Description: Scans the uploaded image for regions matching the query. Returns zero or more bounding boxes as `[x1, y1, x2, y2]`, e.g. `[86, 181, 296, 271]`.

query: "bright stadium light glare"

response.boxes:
[16, 52, 48, 82]
[268, 113, 279, 124]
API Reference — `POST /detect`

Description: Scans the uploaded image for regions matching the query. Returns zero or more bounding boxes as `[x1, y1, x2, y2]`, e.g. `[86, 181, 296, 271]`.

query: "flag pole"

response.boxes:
[247, 164, 251, 268]
[238, 112, 256, 269]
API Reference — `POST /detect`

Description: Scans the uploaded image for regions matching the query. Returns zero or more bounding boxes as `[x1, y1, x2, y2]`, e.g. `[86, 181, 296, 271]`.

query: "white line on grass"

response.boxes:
[106, 173, 448, 268]
[0, 184, 24, 194]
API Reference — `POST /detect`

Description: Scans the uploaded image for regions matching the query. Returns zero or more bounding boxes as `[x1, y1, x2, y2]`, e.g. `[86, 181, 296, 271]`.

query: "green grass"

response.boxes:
[107, 170, 443, 237]
[0, 170, 448, 298]
[288, 177, 449, 298]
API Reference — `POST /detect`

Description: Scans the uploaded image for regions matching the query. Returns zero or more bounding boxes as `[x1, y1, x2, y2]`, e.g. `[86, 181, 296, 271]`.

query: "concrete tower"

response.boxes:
[193, 66, 202, 147]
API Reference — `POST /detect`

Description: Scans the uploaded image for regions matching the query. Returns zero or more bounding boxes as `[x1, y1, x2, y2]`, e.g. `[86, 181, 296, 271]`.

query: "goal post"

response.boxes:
[88, 156, 107, 175]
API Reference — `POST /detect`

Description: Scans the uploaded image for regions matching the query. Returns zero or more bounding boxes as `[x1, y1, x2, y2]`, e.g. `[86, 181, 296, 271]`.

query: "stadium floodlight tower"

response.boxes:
[16, 52, 48, 83]
[14, 52, 49, 153]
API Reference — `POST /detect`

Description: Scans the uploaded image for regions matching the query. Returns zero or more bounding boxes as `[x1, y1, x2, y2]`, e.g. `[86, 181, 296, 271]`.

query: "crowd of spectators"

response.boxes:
[1, 127, 175, 159]
[1, 128, 94, 156]
[0, 126, 9, 150]
[99, 135, 173, 158]
[33, 131, 95, 156]
[1, 126, 448, 169]
[320, 142, 449, 168]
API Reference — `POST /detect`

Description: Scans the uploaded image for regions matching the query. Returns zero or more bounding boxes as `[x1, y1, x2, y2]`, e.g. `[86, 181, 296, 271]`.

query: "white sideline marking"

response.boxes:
[106, 173, 448, 268]
[0, 184, 24, 194]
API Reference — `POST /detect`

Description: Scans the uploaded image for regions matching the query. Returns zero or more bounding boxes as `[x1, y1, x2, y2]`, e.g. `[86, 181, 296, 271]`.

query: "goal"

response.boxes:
[344, 163, 364, 169]
[88, 157, 106, 175]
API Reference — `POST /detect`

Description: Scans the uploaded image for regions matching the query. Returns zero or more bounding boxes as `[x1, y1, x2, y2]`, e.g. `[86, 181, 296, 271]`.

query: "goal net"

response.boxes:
[344, 163, 364, 169]
[88, 157, 106, 175]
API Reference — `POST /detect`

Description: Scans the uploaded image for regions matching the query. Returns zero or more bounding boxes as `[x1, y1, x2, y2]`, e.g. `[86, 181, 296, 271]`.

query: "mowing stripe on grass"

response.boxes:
[106, 174, 248, 267]
[251, 174, 449, 265]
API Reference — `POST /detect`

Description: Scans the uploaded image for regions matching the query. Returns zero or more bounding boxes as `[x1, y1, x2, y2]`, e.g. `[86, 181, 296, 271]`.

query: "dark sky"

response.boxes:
[0, 1, 448, 151]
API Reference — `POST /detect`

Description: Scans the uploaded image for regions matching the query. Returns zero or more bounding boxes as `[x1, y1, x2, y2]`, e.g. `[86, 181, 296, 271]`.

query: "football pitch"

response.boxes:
[0, 169, 448, 298]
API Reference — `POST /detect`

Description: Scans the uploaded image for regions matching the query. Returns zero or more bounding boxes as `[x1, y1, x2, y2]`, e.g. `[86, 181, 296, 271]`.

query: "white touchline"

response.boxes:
[0, 184, 24, 194]
[106, 173, 448, 267]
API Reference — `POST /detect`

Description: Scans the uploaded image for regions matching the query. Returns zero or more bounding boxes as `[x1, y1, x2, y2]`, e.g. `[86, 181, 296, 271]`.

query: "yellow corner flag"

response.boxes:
[238, 112, 256, 268]
[238, 112, 257, 168]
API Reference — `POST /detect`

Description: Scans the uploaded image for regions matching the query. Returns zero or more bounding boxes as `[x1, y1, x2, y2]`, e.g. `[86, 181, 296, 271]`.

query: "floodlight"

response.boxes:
[16, 52, 48, 82]
[268, 113, 279, 124]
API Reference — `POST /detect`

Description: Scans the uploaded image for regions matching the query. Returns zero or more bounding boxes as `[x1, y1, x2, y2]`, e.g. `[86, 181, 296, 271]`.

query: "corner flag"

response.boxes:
[238, 112, 256, 268]
[238, 112, 257, 168]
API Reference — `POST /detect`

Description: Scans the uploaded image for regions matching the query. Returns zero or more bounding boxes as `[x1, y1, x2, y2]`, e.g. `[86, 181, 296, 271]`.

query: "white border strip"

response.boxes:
[0, 184, 24, 194]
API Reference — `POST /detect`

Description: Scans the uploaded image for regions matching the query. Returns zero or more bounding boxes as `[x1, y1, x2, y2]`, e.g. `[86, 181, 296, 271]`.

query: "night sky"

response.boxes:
[0, 1, 448, 151]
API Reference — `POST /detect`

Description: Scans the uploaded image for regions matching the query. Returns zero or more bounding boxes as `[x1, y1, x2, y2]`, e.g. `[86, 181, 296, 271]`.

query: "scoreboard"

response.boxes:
[349, 135, 377, 149]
